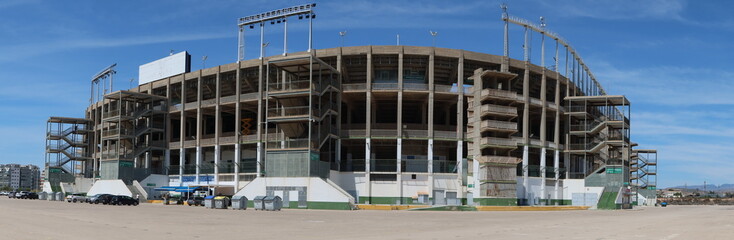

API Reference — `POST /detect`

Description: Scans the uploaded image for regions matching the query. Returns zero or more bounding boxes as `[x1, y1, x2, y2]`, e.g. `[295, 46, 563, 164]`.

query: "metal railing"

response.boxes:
[370, 159, 397, 172]
[342, 83, 367, 91]
[371, 129, 398, 137]
[566, 105, 586, 113]
[433, 160, 457, 173]
[267, 106, 311, 118]
[435, 84, 453, 93]
[268, 80, 316, 92]
[433, 130, 456, 139]
[372, 83, 398, 90]
[402, 159, 428, 172]
[404, 83, 429, 91]
[266, 138, 315, 149]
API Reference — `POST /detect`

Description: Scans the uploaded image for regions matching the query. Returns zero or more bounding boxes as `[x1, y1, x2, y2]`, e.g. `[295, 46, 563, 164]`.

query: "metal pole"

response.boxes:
[238, 26, 245, 62]
[283, 18, 288, 56]
[308, 13, 313, 53]
[260, 22, 265, 59]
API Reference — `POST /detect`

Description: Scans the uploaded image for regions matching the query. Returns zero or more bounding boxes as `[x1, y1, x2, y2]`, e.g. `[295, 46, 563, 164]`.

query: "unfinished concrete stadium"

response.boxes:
[44, 4, 658, 209]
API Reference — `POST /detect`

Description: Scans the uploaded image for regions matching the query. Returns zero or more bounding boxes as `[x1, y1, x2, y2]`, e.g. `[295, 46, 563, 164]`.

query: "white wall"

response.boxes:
[87, 180, 133, 197]
[402, 174, 429, 198]
[233, 177, 352, 203]
[517, 177, 564, 202]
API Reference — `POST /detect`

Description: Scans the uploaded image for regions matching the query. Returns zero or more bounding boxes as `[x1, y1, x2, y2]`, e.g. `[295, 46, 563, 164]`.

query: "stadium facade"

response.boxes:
[45, 9, 658, 209]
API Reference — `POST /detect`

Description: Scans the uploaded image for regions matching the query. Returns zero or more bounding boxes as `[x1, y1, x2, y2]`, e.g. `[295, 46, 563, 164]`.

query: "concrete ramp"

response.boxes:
[87, 180, 132, 197]
[234, 177, 354, 210]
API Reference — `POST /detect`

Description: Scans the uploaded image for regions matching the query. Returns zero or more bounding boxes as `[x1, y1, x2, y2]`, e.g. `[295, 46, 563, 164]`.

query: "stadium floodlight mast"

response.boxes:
[429, 30, 438, 47]
[202, 56, 208, 69]
[237, 3, 317, 61]
[90, 63, 116, 105]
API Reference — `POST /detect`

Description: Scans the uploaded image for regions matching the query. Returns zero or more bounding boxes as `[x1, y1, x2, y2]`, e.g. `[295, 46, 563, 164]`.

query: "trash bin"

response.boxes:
[253, 196, 266, 210]
[56, 192, 64, 202]
[263, 196, 282, 211]
[231, 196, 248, 210]
[214, 196, 229, 209]
[204, 196, 215, 209]
[38, 192, 47, 200]
[48, 192, 56, 201]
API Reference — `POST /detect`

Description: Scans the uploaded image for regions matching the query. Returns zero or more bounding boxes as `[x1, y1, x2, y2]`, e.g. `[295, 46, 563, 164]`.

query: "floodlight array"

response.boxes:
[238, 3, 316, 26]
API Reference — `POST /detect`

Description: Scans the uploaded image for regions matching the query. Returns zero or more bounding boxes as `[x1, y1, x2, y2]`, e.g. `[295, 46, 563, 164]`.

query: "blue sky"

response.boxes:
[1, 0, 732, 188]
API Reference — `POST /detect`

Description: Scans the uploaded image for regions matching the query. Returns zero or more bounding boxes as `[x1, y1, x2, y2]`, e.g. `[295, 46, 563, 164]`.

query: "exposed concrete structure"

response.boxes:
[45, 9, 658, 209]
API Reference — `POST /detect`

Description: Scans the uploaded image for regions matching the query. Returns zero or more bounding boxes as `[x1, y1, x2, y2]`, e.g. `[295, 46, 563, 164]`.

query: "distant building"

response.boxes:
[0, 164, 41, 191]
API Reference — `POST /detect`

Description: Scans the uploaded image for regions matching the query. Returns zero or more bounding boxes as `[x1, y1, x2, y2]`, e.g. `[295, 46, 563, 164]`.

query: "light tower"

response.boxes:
[237, 3, 317, 61]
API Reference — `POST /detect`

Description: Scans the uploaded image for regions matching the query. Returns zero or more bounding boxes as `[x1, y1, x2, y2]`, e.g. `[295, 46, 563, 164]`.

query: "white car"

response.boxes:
[66, 194, 87, 203]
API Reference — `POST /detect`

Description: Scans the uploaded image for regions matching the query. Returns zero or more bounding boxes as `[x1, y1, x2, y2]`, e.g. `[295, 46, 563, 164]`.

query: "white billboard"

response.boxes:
[138, 51, 190, 85]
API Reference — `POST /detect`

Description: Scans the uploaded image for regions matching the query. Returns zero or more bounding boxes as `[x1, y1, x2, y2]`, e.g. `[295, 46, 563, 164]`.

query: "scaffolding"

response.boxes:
[632, 149, 657, 189]
[263, 54, 339, 178]
[100, 91, 168, 182]
[45, 117, 93, 184]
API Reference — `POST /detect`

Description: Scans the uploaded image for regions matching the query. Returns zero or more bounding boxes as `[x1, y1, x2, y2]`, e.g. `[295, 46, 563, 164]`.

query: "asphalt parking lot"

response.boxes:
[1, 197, 733, 240]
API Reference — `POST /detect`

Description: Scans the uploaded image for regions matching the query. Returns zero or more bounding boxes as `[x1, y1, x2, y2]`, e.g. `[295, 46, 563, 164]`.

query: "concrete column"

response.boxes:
[522, 27, 531, 201]
[256, 62, 264, 178]
[554, 150, 560, 201]
[540, 46, 547, 204]
[522, 146, 529, 201]
[214, 70, 221, 185]
[470, 68, 483, 198]
[180, 76, 186, 184]
[428, 50, 435, 200]
[397, 48, 404, 204]
[164, 149, 170, 176]
[397, 138, 402, 204]
[196, 73, 202, 185]
[336, 48, 343, 171]
[145, 152, 151, 169]
[554, 42, 562, 202]
[179, 148, 184, 184]
[456, 54, 465, 195]
[540, 148, 546, 204]
[195, 146, 201, 185]
[214, 145, 220, 184]
[234, 63, 242, 191]
[365, 138, 371, 203]
[165, 78, 172, 176]
[365, 47, 373, 202]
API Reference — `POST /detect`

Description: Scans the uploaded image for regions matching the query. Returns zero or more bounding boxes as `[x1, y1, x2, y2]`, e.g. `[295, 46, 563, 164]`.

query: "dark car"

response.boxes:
[8, 191, 16, 199]
[88, 194, 114, 204]
[186, 196, 205, 206]
[109, 195, 139, 206]
[22, 192, 39, 199]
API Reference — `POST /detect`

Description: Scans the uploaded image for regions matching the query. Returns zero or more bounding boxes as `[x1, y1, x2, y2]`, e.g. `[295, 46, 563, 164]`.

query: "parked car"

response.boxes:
[109, 195, 139, 206]
[66, 193, 87, 203]
[15, 191, 29, 199]
[186, 196, 205, 206]
[0, 191, 7, 196]
[88, 194, 114, 204]
[6, 191, 15, 198]
[23, 192, 39, 199]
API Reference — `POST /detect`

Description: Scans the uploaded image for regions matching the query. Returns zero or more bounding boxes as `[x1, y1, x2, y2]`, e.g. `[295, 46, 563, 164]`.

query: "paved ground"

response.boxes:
[1, 197, 733, 240]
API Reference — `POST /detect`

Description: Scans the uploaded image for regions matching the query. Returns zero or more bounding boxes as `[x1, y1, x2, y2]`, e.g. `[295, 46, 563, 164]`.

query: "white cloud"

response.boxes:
[537, 0, 687, 21]
[588, 60, 734, 106]
[0, 31, 230, 62]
